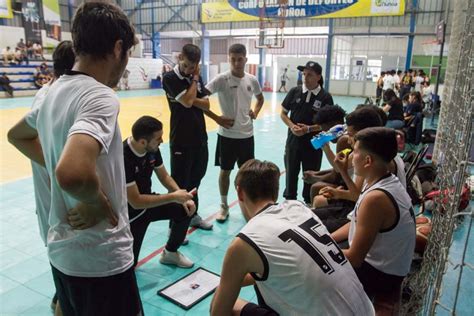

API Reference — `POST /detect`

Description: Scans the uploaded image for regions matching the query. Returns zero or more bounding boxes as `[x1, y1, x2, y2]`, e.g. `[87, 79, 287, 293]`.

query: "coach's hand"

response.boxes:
[291, 124, 305, 136]
[172, 189, 194, 204]
[217, 116, 234, 129]
[249, 109, 258, 120]
[67, 192, 118, 230]
[182, 200, 197, 217]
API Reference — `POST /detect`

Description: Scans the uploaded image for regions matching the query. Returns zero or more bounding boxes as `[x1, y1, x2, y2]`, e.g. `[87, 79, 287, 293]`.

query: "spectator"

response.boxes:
[32, 42, 45, 60]
[383, 89, 404, 129]
[16, 38, 26, 52]
[2, 46, 15, 64]
[14, 48, 28, 65]
[421, 81, 433, 105]
[0, 73, 14, 97]
[26, 41, 34, 59]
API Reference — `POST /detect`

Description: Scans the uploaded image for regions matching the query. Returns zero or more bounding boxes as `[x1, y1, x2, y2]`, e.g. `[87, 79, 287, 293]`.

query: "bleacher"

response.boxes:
[0, 59, 53, 98]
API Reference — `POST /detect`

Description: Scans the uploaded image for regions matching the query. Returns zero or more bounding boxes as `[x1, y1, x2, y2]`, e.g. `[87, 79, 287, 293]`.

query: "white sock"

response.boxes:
[221, 195, 228, 206]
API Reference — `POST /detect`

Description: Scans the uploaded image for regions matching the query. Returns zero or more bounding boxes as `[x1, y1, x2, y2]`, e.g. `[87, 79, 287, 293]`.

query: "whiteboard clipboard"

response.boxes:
[157, 268, 221, 310]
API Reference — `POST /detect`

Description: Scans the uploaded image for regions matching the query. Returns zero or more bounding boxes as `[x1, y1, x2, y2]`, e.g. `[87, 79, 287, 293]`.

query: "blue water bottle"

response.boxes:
[311, 124, 346, 150]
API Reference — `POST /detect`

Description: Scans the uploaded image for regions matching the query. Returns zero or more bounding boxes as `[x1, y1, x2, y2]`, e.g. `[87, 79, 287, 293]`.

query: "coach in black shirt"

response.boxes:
[162, 44, 219, 230]
[124, 116, 196, 268]
[280, 61, 334, 203]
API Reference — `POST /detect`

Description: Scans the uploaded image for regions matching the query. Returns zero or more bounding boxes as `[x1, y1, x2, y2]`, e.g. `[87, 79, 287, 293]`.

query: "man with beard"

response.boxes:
[124, 116, 196, 268]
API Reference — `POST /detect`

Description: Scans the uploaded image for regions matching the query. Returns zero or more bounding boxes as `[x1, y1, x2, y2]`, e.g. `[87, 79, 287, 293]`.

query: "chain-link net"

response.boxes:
[401, 1, 473, 314]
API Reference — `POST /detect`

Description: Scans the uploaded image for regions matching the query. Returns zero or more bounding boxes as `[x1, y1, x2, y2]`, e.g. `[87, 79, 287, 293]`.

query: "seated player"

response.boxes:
[331, 127, 415, 314]
[301, 105, 349, 201]
[313, 106, 407, 233]
[210, 159, 374, 316]
[124, 116, 196, 268]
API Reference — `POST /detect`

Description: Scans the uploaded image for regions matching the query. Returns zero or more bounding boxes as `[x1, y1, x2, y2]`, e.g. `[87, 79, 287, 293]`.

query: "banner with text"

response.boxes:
[201, 0, 405, 23]
[22, 0, 42, 45]
[0, 0, 13, 19]
[42, 0, 61, 45]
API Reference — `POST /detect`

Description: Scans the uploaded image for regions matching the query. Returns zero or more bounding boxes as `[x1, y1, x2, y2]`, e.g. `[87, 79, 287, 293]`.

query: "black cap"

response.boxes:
[297, 61, 322, 74]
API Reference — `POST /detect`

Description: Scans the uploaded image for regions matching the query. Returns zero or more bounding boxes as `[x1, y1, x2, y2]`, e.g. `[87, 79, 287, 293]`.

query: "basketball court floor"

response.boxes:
[0, 90, 471, 315]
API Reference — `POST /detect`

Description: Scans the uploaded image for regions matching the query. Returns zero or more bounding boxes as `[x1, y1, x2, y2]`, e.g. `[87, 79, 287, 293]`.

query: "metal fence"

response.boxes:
[402, 0, 473, 314]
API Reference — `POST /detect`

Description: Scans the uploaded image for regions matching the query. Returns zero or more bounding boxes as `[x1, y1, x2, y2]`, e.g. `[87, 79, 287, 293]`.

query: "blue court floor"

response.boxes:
[0, 90, 472, 315]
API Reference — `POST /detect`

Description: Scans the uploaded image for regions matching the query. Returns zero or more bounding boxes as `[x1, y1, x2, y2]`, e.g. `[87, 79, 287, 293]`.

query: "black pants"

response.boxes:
[354, 261, 404, 300]
[130, 203, 191, 267]
[283, 143, 322, 203]
[400, 86, 411, 100]
[52, 265, 143, 316]
[0, 83, 13, 97]
[375, 87, 383, 105]
[170, 144, 208, 213]
[312, 201, 354, 233]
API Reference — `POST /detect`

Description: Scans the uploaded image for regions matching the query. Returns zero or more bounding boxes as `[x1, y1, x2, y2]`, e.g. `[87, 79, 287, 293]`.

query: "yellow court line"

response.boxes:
[0, 95, 278, 184]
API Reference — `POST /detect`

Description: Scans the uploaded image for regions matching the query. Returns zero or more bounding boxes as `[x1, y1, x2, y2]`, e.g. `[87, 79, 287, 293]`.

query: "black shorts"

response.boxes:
[51, 265, 143, 316]
[215, 135, 254, 170]
[354, 261, 404, 300]
[241, 302, 278, 316]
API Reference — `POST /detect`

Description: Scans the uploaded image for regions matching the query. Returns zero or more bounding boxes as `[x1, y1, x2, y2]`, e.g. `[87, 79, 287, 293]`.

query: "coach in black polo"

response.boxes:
[280, 61, 334, 203]
[162, 44, 214, 230]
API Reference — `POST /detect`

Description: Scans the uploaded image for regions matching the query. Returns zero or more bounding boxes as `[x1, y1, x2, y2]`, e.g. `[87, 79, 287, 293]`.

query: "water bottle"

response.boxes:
[311, 124, 346, 150]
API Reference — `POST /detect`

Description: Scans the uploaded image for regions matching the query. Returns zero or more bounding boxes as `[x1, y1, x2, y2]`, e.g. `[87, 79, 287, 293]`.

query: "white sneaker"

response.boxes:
[216, 204, 229, 223]
[190, 214, 213, 230]
[159, 249, 194, 268]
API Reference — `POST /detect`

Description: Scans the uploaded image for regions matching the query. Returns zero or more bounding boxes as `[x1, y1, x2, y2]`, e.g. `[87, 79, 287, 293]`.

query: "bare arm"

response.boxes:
[192, 97, 211, 112]
[56, 134, 103, 203]
[56, 134, 117, 227]
[154, 165, 180, 192]
[211, 238, 264, 316]
[8, 118, 45, 166]
[126, 184, 192, 210]
[249, 93, 264, 119]
[204, 108, 235, 129]
[280, 109, 295, 129]
[331, 222, 350, 243]
[177, 80, 198, 108]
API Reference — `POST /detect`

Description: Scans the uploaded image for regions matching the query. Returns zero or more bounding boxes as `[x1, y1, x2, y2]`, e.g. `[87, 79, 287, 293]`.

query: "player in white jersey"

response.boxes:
[332, 127, 416, 315]
[205, 43, 264, 222]
[211, 159, 374, 316]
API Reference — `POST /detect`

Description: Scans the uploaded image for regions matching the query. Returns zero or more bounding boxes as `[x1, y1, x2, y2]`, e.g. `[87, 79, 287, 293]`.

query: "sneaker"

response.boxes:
[159, 249, 194, 268]
[216, 204, 229, 223]
[190, 214, 213, 230]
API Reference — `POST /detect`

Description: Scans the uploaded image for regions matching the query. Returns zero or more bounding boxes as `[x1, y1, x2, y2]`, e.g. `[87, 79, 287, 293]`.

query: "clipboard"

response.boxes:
[157, 267, 221, 310]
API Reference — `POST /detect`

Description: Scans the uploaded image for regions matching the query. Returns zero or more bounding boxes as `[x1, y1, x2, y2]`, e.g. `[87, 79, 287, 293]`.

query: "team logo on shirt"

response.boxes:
[247, 85, 252, 92]
[135, 166, 139, 173]
[312, 100, 322, 110]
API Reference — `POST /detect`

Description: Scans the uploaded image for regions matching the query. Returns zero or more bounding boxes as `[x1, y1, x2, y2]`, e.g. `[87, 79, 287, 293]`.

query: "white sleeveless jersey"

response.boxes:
[349, 174, 415, 276]
[239, 200, 374, 316]
[393, 155, 407, 188]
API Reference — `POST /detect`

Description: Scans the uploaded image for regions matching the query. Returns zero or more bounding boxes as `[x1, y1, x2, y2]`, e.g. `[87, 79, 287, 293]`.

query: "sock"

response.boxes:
[221, 195, 228, 206]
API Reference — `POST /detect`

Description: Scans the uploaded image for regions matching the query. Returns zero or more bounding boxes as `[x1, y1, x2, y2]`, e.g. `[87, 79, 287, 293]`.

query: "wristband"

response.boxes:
[307, 126, 311, 134]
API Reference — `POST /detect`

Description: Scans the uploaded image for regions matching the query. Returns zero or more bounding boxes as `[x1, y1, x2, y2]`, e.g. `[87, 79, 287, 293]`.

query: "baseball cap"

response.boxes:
[297, 61, 322, 74]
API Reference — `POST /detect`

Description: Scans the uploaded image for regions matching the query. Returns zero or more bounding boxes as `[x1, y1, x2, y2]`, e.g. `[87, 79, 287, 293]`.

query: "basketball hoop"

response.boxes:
[255, 0, 287, 49]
